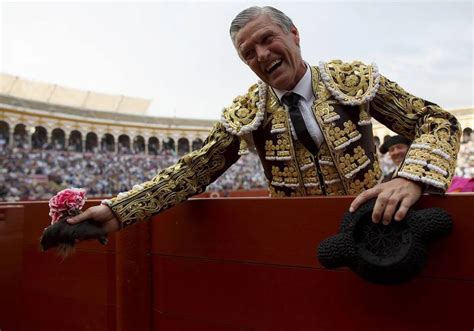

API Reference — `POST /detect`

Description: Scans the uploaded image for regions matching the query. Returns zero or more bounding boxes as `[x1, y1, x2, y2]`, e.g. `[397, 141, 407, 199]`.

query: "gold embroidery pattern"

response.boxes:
[338, 146, 370, 179]
[295, 146, 314, 171]
[320, 60, 380, 105]
[305, 187, 323, 195]
[222, 94, 252, 130]
[317, 142, 335, 166]
[288, 141, 323, 194]
[325, 120, 362, 150]
[318, 102, 340, 123]
[268, 185, 305, 197]
[221, 83, 264, 135]
[263, 94, 307, 196]
[266, 89, 282, 114]
[311, 66, 381, 194]
[371, 77, 430, 137]
[348, 165, 381, 195]
[289, 140, 321, 190]
[238, 138, 249, 155]
[403, 148, 450, 172]
[312, 68, 350, 194]
[358, 104, 372, 126]
[269, 186, 286, 197]
[314, 142, 343, 195]
[371, 76, 461, 191]
[321, 164, 342, 187]
[271, 165, 300, 188]
[108, 123, 240, 228]
[302, 167, 322, 193]
[265, 135, 292, 161]
[270, 109, 289, 133]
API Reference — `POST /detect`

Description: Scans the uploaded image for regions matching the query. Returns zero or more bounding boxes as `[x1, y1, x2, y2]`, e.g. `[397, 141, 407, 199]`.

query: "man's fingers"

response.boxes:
[381, 196, 399, 225]
[350, 187, 380, 212]
[378, 189, 417, 224]
[351, 178, 423, 225]
[66, 205, 116, 229]
[67, 208, 92, 224]
[394, 197, 415, 222]
[372, 194, 390, 223]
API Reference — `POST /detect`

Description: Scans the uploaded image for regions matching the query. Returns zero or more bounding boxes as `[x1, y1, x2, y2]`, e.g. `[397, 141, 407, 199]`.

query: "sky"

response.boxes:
[1, 1, 473, 120]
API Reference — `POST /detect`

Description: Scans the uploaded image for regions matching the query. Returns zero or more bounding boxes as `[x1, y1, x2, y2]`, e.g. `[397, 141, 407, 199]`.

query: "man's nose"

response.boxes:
[256, 45, 270, 62]
[395, 147, 404, 154]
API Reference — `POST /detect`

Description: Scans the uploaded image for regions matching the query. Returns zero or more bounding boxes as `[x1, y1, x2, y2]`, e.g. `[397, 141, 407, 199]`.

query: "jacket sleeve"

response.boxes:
[102, 122, 241, 228]
[369, 75, 461, 193]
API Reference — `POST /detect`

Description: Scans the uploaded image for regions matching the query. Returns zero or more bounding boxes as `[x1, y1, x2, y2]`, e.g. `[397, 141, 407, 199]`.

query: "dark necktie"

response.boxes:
[282, 93, 319, 155]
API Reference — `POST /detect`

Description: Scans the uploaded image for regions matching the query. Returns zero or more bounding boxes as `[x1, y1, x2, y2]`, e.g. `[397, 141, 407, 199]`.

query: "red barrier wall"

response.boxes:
[0, 194, 473, 331]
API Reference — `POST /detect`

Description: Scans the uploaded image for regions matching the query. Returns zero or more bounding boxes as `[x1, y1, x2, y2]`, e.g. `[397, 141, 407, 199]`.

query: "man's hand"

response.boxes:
[349, 178, 423, 225]
[67, 204, 120, 233]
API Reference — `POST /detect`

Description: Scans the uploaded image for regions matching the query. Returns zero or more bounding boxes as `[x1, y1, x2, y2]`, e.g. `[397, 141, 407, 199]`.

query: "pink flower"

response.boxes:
[48, 188, 87, 224]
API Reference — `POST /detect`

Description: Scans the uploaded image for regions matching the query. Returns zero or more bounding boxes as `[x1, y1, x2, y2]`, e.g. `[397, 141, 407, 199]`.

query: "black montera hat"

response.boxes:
[379, 135, 411, 154]
[317, 199, 453, 284]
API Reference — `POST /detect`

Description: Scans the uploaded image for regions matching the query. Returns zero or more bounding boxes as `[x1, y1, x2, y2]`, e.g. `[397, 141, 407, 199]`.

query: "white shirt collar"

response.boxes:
[273, 63, 313, 103]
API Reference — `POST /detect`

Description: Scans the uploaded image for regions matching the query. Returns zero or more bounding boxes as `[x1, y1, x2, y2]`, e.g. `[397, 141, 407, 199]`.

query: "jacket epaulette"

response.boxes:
[220, 81, 267, 136]
[319, 60, 380, 106]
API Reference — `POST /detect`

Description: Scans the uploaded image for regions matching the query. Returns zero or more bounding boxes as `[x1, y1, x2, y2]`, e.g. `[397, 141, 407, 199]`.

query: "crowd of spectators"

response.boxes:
[0, 144, 267, 202]
[1, 135, 472, 202]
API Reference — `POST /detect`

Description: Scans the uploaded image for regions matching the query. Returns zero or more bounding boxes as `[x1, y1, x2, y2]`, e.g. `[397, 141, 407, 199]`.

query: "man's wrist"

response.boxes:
[395, 176, 425, 192]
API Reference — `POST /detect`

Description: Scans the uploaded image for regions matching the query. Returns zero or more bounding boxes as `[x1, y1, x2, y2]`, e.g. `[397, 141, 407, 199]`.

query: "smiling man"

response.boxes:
[68, 6, 461, 234]
[379, 135, 412, 183]
[233, 13, 306, 91]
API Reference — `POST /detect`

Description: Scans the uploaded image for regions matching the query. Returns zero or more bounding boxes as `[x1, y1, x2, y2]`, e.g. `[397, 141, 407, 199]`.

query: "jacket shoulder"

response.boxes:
[318, 59, 381, 105]
[220, 81, 267, 136]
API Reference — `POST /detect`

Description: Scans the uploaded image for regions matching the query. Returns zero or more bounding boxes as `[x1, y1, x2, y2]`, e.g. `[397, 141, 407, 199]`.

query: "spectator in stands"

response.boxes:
[55, 7, 463, 235]
[379, 135, 411, 183]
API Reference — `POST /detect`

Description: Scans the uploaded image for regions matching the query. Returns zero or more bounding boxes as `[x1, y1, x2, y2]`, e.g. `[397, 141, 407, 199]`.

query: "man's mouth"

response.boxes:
[265, 59, 282, 74]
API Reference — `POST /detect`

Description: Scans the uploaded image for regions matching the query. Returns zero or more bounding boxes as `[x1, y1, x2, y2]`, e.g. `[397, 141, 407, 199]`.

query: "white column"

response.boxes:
[9, 130, 14, 148]
[46, 132, 52, 149]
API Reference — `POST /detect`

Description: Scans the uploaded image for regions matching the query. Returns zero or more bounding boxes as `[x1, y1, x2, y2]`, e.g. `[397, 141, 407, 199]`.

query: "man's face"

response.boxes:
[388, 143, 409, 166]
[234, 14, 306, 91]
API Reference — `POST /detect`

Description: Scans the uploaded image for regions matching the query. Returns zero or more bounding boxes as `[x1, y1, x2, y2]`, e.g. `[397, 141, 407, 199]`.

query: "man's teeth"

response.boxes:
[266, 59, 282, 72]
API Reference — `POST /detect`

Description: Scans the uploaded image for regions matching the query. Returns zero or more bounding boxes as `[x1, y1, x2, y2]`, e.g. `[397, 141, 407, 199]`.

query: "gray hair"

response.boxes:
[229, 6, 294, 45]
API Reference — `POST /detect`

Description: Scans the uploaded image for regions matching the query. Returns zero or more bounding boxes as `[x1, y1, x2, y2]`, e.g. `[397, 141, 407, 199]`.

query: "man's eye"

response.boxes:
[263, 36, 273, 44]
[244, 50, 255, 60]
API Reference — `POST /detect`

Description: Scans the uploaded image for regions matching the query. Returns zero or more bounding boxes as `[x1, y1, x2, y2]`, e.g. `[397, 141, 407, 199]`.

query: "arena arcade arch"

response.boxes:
[51, 128, 66, 150]
[0, 101, 211, 156]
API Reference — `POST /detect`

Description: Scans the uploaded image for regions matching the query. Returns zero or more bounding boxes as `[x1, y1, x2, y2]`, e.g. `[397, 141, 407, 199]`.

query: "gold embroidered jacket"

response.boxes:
[104, 60, 461, 228]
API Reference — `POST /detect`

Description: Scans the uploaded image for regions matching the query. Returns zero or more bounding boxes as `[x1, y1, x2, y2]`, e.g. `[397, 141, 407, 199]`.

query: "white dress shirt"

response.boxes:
[273, 64, 324, 148]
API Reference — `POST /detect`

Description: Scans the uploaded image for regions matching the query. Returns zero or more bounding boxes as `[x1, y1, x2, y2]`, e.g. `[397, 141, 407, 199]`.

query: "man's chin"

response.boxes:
[266, 75, 292, 90]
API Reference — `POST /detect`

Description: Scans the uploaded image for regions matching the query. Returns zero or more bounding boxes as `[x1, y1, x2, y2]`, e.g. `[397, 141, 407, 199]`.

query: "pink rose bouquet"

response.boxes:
[48, 188, 87, 224]
[41, 188, 108, 257]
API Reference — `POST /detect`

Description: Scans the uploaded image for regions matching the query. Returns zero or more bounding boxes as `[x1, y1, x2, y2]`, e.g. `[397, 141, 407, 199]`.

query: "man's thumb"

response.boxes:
[67, 216, 80, 224]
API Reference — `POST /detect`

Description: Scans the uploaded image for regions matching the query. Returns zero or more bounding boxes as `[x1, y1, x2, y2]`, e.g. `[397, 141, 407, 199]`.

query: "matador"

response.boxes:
[69, 6, 461, 232]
